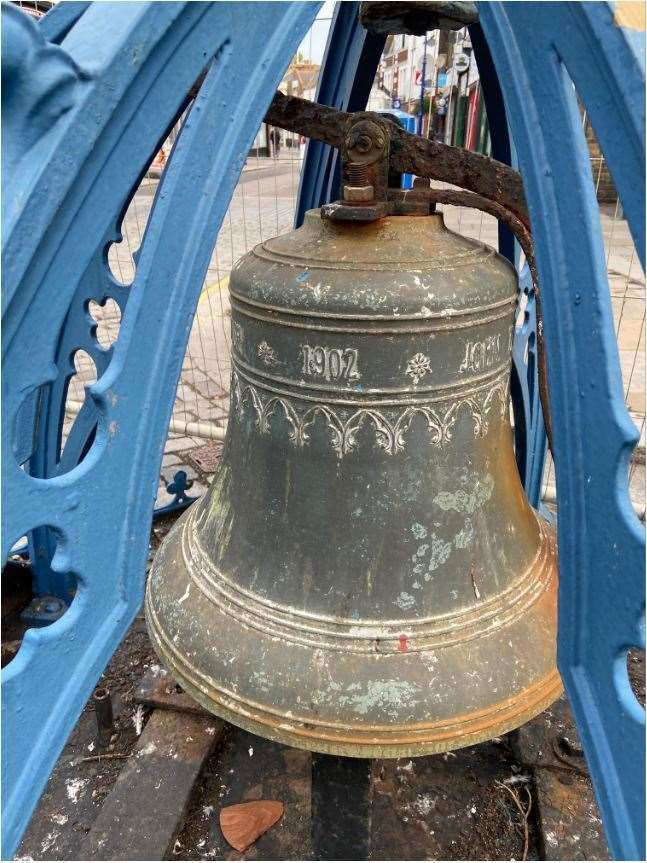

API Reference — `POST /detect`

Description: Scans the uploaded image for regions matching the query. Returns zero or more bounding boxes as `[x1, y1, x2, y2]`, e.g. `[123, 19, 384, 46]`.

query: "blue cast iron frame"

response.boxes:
[2, 2, 644, 859]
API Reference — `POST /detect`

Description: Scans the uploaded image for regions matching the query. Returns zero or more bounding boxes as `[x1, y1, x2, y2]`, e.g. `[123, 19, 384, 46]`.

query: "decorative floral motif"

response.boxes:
[3, 5, 87, 180]
[232, 370, 509, 459]
[406, 352, 432, 385]
[257, 340, 278, 367]
[231, 321, 244, 353]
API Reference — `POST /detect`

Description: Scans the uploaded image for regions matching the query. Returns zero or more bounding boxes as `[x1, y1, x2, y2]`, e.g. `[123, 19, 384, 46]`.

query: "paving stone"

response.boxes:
[189, 441, 223, 473]
[187, 481, 208, 499]
[155, 488, 175, 509]
[162, 453, 181, 469]
[164, 436, 199, 453]
[194, 379, 228, 399]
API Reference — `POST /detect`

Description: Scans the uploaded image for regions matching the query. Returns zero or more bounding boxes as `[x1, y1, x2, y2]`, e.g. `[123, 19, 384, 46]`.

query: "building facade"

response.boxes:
[367, 28, 491, 154]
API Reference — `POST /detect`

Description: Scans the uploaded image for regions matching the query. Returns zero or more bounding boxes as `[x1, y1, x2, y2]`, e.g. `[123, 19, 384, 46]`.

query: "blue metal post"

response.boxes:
[418, 34, 427, 135]
[479, 5, 645, 857]
[1, 3, 319, 854]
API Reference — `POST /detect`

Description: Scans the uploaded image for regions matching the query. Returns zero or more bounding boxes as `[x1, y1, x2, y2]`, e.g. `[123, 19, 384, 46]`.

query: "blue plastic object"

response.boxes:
[374, 108, 417, 189]
[1, 2, 319, 855]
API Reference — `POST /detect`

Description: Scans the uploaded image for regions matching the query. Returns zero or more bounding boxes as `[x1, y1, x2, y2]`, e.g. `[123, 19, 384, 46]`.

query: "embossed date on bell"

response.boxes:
[301, 344, 361, 382]
[459, 334, 501, 374]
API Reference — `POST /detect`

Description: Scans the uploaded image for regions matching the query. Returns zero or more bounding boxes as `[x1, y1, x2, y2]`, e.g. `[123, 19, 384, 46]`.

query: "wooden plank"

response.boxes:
[510, 695, 609, 861]
[534, 768, 609, 861]
[311, 754, 373, 860]
[79, 710, 224, 860]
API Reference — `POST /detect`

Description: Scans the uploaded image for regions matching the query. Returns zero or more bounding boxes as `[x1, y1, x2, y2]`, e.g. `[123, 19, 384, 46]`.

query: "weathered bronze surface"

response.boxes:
[146, 211, 561, 757]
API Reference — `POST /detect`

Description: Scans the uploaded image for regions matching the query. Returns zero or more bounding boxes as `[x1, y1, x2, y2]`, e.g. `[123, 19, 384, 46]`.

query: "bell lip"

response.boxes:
[145, 510, 562, 757]
[146, 583, 562, 757]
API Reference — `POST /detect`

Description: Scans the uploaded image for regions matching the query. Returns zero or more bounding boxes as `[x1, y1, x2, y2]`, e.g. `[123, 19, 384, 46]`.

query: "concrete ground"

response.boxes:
[65, 153, 645, 512]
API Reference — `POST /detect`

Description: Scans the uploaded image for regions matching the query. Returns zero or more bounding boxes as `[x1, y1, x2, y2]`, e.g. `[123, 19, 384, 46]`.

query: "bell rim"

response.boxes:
[146, 584, 562, 757]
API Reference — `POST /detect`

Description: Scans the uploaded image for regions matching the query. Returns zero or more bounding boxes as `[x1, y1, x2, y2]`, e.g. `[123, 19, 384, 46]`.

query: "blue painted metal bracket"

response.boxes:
[469, 21, 515, 264]
[1, 2, 319, 856]
[511, 262, 549, 512]
[155, 470, 198, 516]
[479, 4, 645, 859]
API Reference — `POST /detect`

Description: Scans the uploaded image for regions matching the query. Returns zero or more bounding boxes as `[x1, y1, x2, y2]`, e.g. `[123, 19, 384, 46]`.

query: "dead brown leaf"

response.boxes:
[219, 800, 284, 852]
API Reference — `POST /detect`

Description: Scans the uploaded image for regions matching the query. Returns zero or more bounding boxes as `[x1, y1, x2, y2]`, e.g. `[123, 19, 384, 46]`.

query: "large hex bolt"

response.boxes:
[342, 119, 387, 204]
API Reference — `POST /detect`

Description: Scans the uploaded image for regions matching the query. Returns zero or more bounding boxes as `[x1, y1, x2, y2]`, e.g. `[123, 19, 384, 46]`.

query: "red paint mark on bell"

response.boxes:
[398, 634, 408, 652]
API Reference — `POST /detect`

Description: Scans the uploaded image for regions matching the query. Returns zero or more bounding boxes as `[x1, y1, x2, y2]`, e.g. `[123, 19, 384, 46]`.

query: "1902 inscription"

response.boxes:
[301, 344, 360, 382]
[459, 334, 501, 374]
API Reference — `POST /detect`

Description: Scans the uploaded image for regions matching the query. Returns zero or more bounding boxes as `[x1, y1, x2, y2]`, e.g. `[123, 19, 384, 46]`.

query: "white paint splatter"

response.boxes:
[65, 778, 88, 804]
[434, 475, 494, 514]
[41, 832, 59, 853]
[178, 583, 191, 604]
[132, 704, 145, 736]
[426, 537, 452, 573]
[454, 519, 474, 549]
[347, 679, 420, 717]
[248, 746, 254, 757]
[396, 591, 416, 610]
[409, 794, 437, 816]
[51, 814, 68, 826]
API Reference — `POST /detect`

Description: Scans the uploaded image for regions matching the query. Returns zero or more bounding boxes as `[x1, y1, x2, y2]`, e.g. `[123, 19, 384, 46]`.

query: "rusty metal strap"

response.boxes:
[426, 188, 553, 451]
[265, 91, 528, 228]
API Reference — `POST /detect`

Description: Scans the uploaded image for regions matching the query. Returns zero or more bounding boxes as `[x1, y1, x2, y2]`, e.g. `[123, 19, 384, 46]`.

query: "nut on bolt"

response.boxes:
[343, 184, 374, 203]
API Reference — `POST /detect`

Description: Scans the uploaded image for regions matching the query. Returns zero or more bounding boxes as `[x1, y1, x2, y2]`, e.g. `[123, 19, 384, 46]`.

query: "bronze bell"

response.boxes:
[146, 110, 561, 758]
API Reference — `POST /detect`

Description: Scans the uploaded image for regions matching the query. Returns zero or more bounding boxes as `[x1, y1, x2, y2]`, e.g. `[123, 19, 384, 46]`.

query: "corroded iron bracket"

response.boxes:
[359, 1, 478, 35]
[264, 91, 528, 227]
